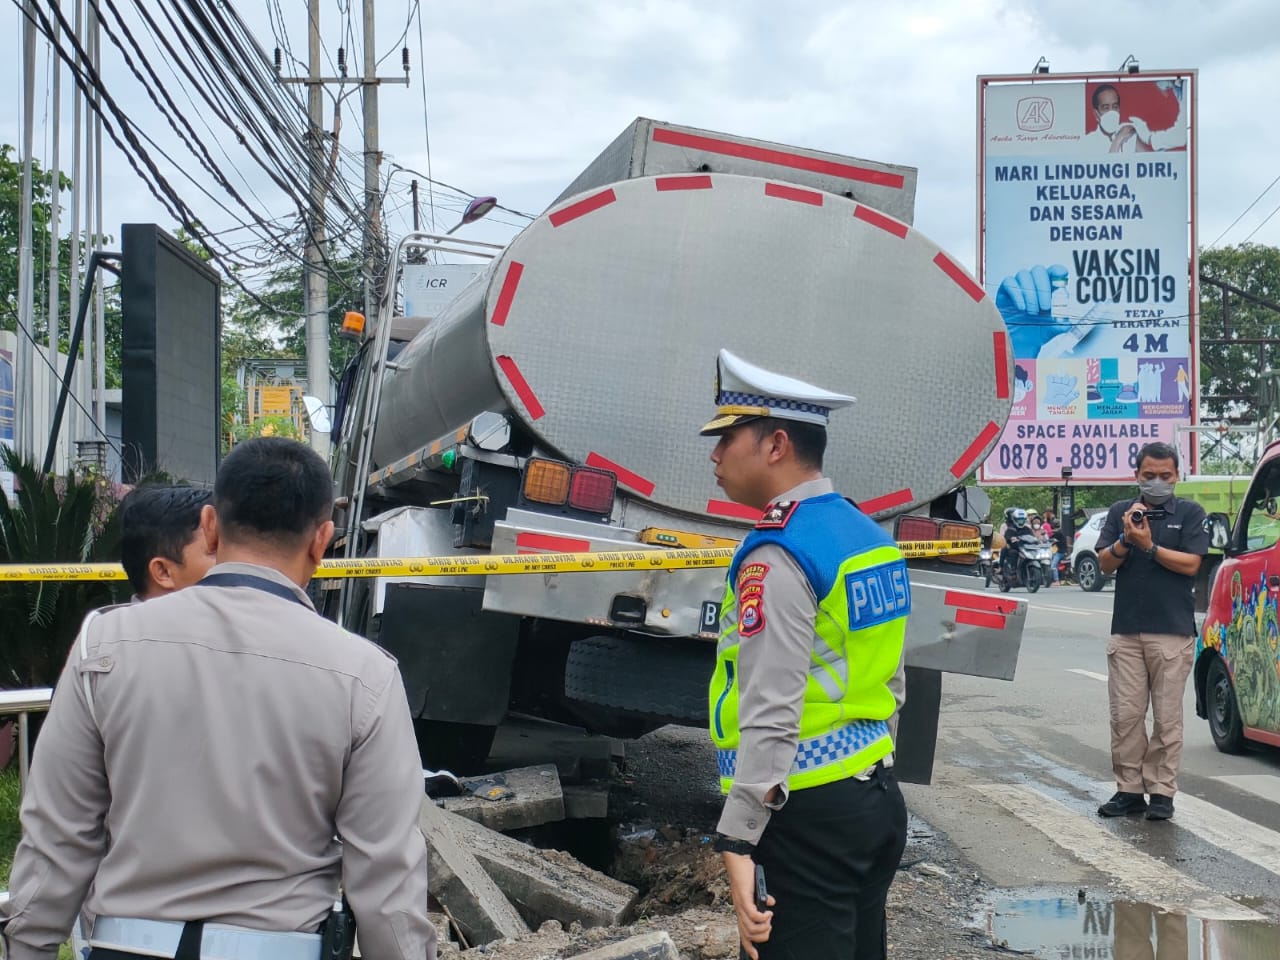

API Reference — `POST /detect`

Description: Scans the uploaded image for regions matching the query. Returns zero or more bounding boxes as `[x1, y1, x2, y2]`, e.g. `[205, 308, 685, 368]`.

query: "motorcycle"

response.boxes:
[979, 545, 995, 588]
[998, 531, 1054, 593]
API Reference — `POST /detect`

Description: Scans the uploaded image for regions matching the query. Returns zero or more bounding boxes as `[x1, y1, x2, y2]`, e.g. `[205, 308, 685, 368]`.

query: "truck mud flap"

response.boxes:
[564, 635, 714, 728]
[380, 583, 520, 726]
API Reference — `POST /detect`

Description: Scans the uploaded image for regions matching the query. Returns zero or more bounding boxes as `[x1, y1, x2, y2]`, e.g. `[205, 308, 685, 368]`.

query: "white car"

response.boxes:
[1070, 511, 1114, 592]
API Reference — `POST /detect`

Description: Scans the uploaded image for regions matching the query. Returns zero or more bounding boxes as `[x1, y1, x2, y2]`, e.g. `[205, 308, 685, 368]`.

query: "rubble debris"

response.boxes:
[442, 764, 566, 832]
[418, 799, 529, 944]
[563, 781, 611, 820]
[447, 811, 638, 928]
[567, 931, 681, 960]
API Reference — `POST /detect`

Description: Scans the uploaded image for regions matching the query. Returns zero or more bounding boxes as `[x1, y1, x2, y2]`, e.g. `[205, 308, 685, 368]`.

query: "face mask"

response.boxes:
[1098, 110, 1121, 135]
[1139, 478, 1175, 504]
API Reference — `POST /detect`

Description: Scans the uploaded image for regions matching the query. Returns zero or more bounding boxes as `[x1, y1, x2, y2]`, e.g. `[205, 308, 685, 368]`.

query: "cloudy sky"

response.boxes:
[6, 0, 1280, 275]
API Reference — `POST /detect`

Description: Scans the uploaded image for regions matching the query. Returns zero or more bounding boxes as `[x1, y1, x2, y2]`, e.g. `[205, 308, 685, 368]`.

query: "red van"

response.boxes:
[1195, 442, 1280, 753]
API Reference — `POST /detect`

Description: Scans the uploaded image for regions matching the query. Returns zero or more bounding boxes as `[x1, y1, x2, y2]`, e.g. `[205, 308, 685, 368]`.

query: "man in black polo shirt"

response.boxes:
[1095, 441, 1208, 821]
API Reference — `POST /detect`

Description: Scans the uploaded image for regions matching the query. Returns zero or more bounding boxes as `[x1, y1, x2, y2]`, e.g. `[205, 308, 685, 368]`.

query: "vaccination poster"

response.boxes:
[978, 74, 1195, 483]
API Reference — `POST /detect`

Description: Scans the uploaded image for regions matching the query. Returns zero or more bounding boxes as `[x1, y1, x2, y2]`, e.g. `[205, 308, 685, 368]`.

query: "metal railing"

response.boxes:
[1, 687, 54, 798]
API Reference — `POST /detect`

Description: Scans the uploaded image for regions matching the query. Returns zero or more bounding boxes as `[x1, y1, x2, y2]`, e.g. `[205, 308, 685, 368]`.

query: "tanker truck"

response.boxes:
[323, 119, 1026, 776]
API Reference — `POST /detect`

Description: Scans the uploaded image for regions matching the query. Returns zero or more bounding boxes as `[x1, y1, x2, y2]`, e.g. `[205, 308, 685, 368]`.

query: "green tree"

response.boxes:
[1199, 243, 1280, 423]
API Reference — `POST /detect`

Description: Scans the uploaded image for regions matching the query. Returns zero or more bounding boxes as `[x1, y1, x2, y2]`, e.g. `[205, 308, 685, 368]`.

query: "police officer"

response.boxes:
[702, 350, 908, 960]
[0, 438, 436, 960]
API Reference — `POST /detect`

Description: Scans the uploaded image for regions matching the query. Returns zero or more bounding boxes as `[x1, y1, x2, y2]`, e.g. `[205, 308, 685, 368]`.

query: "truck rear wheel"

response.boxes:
[564, 635, 714, 730]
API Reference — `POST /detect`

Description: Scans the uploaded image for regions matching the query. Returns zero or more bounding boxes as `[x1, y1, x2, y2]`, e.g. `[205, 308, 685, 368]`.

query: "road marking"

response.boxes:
[974, 783, 1265, 921]
[1066, 668, 1109, 683]
[1213, 774, 1280, 806]
[1165, 788, 1280, 878]
[1026, 601, 1106, 616]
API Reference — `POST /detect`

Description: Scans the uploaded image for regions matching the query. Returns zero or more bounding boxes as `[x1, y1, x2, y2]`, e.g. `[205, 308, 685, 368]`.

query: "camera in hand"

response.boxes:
[1129, 507, 1167, 526]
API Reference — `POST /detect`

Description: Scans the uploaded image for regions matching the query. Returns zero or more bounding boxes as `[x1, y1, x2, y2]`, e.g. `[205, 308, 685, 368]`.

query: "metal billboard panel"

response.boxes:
[121, 224, 221, 485]
[976, 71, 1198, 484]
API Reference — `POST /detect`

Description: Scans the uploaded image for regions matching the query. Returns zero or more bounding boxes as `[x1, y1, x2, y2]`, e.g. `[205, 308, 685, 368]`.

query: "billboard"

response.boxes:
[402, 263, 485, 317]
[121, 224, 221, 485]
[978, 71, 1197, 484]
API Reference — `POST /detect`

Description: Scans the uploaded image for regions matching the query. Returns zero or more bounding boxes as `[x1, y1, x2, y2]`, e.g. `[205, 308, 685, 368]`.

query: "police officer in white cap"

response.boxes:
[703, 350, 908, 960]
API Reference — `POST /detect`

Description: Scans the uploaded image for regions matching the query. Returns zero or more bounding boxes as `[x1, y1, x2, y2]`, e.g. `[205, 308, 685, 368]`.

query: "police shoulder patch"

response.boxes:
[756, 501, 799, 529]
[737, 562, 769, 637]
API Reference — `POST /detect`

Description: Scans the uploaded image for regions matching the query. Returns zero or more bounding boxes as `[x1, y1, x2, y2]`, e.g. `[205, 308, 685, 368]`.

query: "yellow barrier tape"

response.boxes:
[0, 540, 980, 582]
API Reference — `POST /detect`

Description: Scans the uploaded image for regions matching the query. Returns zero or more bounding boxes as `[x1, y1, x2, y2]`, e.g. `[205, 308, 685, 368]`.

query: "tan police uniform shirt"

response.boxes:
[0, 562, 435, 960]
[717, 479, 906, 845]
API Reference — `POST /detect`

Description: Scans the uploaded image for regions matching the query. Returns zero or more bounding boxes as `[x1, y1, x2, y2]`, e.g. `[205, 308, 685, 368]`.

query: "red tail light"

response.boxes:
[569, 467, 617, 515]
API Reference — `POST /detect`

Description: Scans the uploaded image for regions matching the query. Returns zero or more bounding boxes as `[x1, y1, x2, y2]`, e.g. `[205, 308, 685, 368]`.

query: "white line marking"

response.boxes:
[1027, 602, 1105, 616]
[1213, 774, 1280, 806]
[1162, 789, 1280, 878]
[1066, 668, 1109, 683]
[974, 783, 1265, 920]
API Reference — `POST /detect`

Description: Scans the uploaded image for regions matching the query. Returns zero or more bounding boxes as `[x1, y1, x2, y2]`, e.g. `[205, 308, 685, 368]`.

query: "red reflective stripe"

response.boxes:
[516, 532, 591, 555]
[853, 204, 908, 239]
[585, 452, 655, 497]
[495, 356, 546, 420]
[706, 499, 762, 521]
[944, 591, 1018, 615]
[549, 188, 617, 227]
[955, 609, 1008, 630]
[950, 420, 1002, 478]
[490, 261, 524, 326]
[765, 182, 824, 206]
[994, 331, 1010, 399]
[933, 252, 987, 303]
[656, 175, 714, 191]
[859, 487, 914, 515]
[651, 127, 906, 189]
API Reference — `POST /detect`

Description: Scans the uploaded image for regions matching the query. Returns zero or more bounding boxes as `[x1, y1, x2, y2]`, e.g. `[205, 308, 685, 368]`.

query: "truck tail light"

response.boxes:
[523, 458, 571, 505]
[569, 467, 617, 515]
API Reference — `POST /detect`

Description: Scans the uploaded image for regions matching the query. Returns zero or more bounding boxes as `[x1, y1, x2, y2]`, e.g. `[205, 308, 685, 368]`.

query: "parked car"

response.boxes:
[1070, 511, 1115, 592]
[1196, 443, 1280, 755]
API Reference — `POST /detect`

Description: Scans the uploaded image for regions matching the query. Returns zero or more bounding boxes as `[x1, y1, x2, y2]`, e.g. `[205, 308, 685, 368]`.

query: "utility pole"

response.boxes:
[304, 0, 330, 460]
[278, 0, 406, 462]
[17, 0, 37, 460]
[361, 0, 409, 326]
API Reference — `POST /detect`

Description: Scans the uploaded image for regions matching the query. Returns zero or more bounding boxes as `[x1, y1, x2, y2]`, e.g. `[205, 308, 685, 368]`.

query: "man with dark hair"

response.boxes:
[702, 350, 908, 960]
[1096, 440, 1208, 821]
[119, 486, 215, 600]
[1, 437, 436, 960]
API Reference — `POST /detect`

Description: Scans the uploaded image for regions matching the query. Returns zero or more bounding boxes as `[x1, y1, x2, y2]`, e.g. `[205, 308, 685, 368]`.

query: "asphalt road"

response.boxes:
[905, 571, 1280, 939]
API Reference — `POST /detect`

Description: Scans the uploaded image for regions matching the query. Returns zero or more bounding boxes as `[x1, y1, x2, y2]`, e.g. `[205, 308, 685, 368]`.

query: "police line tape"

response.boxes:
[0, 540, 981, 582]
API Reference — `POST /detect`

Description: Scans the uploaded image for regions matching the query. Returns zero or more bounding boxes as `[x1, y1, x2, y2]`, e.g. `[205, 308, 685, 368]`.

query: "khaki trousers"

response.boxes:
[1106, 632, 1194, 796]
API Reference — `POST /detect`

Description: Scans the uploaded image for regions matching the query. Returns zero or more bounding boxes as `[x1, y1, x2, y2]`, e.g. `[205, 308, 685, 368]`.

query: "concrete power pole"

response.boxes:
[278, 0, 406, 462]
[305, 0, 330, 460]
[361, 0, 409, 328]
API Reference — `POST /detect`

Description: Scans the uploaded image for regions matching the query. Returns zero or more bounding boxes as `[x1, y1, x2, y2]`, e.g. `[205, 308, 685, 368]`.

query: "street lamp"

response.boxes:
[447, 195, 498, 234]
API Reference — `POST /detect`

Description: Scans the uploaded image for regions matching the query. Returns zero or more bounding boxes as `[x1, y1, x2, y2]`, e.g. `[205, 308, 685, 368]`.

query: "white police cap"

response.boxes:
[700, 349, 856, 436]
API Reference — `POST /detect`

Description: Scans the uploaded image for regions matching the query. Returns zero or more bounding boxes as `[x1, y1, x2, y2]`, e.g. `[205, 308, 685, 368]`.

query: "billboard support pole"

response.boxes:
[43, 252, 120, 474]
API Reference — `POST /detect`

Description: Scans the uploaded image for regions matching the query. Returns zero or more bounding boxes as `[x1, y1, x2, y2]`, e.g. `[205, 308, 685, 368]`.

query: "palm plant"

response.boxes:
[0, 446, 127, 689]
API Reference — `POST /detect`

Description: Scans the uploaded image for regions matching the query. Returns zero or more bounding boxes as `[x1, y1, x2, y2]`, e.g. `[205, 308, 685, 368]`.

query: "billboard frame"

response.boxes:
[976, 69, 1199, 485]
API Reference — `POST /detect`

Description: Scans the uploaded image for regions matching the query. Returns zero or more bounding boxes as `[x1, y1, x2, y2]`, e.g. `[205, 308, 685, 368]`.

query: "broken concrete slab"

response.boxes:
[441, 763, 565, 831]
[562, 781, 610, 820]
[489, 716, 624, 780]
[447, 810, 638, 929]
[569, 931, 681, 960]
[418, 799, 529, 945]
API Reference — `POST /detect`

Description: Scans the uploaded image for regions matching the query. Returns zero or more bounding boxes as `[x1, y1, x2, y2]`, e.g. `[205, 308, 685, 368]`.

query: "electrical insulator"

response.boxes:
[273, 47, 282, 73]
[338, 46, 347, 77]
[402, 47, 410, 72]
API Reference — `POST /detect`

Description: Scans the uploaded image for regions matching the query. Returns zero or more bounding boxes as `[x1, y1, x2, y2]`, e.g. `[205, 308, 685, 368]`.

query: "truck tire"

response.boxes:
[1076, 554, 1104, 592]
[1206, 656, 1247, 755]
[564, 635, 713, 728]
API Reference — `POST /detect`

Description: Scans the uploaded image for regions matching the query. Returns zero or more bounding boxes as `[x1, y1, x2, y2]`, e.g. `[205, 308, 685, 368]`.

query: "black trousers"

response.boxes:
[748, 766, 908, 960]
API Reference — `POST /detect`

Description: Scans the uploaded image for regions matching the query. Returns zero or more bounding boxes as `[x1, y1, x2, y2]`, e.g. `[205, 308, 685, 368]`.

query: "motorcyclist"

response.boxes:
[1000, 507, 1030, 578]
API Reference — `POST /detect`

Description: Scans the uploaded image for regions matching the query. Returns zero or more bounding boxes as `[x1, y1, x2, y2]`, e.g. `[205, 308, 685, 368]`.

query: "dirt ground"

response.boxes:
[439, 726, 1004, 958]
